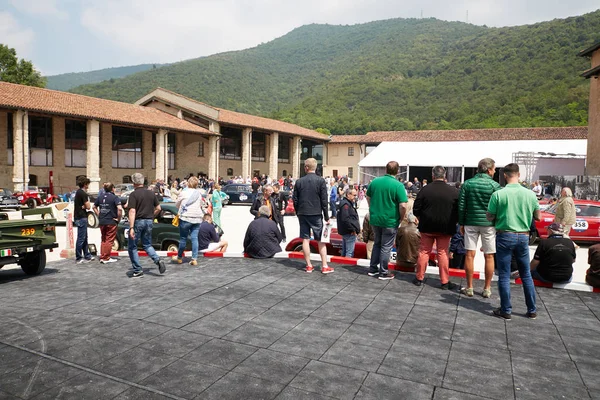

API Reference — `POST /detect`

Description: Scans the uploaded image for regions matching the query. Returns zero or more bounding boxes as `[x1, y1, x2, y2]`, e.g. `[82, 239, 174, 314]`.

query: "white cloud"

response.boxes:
[0, 12, 36, 59]
[78, 0, 599, 65]
[9, 0, 69, 20]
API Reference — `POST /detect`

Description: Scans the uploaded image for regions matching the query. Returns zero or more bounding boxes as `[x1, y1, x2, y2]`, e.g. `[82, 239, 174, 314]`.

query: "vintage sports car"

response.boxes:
[532, 199, 600, 243]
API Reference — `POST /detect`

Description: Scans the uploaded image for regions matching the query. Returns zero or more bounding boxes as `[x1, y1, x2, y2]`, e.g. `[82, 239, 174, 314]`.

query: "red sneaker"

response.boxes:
[305, 265, 314, 273]
[321, 266, 335, 274]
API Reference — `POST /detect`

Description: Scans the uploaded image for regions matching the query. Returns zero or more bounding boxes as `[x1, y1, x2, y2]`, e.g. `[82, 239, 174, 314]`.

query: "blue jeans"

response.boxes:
[496, 232, 536, 314]
[75, 218, 91, 261]
[128, 219, 160, 273]
[178, 220, 200, 259]
[341, 234, 357, 257]
[369, 226, 398, 275]
[330, 200, 337, 218]
[531, 268, 572, 284]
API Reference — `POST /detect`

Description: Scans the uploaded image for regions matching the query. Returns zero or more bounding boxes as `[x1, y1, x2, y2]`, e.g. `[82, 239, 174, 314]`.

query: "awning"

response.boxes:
[358, 140, 587, 168]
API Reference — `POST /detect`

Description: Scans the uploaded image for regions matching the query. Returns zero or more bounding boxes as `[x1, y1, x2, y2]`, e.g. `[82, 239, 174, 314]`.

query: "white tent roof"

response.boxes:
[358, 140, 588, 168]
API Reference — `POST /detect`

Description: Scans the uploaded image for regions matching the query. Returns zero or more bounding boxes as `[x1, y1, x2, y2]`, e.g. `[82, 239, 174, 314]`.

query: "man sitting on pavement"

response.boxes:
[198, 214, 228, 253]
[587, 243, 600, 288]
[244, 206, 282, 258]
[530, 223, 575, 284]
[396, 213, 420, 269]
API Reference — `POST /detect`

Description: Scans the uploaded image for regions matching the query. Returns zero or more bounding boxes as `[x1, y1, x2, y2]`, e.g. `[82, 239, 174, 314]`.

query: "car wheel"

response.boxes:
[87, 212, 99, 228]
[529, 230, 538, 246]
[165, 242, 179, 253]
[293, 244, 317, 253]
[26, 198, 36, 209]
[112, 239, 120, 251]
[20, 250, 46, 275]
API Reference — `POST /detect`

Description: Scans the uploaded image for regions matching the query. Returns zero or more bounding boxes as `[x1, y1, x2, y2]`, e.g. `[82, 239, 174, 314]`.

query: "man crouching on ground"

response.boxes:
[244, 205, 282, 258]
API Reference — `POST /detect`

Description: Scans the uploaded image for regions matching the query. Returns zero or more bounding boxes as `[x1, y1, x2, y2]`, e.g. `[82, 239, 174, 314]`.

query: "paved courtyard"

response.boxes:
[1, 257, 599, 399]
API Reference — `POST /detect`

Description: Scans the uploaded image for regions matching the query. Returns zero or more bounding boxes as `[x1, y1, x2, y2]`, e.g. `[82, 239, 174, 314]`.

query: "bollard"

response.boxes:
[60, 211, 75, 258]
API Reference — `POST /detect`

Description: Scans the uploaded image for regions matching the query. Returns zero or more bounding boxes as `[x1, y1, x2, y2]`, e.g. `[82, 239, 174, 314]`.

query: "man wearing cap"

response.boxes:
[530, 223, 575, 284]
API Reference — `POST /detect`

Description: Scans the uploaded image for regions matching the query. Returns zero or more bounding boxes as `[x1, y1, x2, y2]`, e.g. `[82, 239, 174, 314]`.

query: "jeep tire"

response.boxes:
[20, 250, 46, 275]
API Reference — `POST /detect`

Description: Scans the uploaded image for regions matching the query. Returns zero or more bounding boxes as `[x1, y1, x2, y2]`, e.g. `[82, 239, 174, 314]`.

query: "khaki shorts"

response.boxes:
[200, 242, 221, 253]
[464, 225, 496, 254]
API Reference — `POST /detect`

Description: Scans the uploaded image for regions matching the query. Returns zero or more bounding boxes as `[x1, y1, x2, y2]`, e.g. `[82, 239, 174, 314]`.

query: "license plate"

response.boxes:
[26, 247, 33, 252]
[239, 194, 248, 201]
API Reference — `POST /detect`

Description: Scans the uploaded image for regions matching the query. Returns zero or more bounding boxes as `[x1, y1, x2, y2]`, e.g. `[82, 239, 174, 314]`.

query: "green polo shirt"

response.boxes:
[366, 174, 408, 228]
[488, 183, 539, 232]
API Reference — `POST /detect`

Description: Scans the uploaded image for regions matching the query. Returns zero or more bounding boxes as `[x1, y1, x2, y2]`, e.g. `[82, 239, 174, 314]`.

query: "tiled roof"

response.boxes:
[330, 127, 588, 143]
[137, 87, 328, 141]
[0, 82, 213, 135]
[582, 65, 600, 78]
[579, 40, 600, 57]
[329, 135, 380, 144]
[216, 108, 328, 141]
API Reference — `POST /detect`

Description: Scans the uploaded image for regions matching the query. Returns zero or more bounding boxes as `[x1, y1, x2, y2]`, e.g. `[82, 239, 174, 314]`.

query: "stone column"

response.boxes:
[209, 121, 221, 180]
[142, 130, 153, 179]
[12, 110, 29, 192]
[241, 127, 252, 179]
[208, 136, 219, 180]
[85, 120, 101, 193]
[155, 129, 168, 182]
[269, 132, 279, 179]
[291, 135, 301, 178]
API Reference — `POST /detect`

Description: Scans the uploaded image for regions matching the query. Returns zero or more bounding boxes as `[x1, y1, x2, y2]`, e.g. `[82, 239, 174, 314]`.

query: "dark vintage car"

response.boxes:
[0, 188, 21, 210]
[114, 203, 188, 252]
[222, 184, 253, 204]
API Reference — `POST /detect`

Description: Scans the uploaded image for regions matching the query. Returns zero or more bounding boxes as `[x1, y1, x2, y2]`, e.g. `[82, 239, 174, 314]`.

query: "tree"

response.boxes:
[0, 44, 46, 87]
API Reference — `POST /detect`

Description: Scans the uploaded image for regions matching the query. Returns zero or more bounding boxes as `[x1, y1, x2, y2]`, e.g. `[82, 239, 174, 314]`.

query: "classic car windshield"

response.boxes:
[577, 205, 600, 217]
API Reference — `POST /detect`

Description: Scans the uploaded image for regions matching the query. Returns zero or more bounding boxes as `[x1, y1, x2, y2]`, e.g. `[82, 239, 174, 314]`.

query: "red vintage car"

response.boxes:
[284, 228, 437, 267]
[532, 199, 600, 243]
[14, 186, 56, 209]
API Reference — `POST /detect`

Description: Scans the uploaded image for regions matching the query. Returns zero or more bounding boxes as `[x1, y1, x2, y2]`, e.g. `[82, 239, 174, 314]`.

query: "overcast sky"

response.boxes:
[1, 0, 598, 76]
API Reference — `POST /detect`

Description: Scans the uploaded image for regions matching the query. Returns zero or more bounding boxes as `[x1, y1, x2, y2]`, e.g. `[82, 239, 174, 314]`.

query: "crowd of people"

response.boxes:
[72, 156, 600, 305]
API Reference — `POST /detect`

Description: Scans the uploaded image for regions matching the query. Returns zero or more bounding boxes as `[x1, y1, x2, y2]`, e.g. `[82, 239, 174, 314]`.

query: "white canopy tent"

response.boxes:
[357, 139, 587, 183]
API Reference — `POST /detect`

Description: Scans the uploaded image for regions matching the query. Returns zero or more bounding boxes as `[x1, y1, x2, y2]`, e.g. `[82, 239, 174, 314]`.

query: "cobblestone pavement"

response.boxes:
[0, 257, 599, 399]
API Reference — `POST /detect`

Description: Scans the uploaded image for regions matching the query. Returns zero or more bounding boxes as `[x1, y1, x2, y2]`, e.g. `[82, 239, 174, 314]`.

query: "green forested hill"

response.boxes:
[47, 64, 164, 91]
[69, 11, 600, 134]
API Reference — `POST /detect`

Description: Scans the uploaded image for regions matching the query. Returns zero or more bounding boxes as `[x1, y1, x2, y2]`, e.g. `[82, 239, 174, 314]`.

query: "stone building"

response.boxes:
[580, 40, 600, 175]
[0, 83, 328, 193]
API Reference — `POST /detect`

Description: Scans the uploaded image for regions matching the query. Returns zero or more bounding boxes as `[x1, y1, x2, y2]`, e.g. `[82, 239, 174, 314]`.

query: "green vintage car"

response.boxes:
[114, 203, 190, 252]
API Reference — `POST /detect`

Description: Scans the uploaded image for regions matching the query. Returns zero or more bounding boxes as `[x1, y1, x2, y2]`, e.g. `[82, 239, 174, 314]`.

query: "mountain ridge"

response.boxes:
[67, 12, 600, 134]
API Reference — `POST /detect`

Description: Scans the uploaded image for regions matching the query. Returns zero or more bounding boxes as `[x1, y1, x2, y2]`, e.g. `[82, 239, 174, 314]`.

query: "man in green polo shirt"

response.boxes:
[366, 161, 408, 280]
[487, 163, 540, 320]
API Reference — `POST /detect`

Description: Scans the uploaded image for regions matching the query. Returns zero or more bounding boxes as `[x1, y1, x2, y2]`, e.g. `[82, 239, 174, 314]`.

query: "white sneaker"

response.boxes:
[100, 258, 118, 264]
